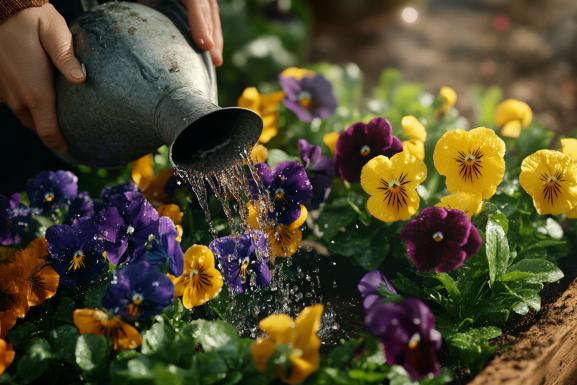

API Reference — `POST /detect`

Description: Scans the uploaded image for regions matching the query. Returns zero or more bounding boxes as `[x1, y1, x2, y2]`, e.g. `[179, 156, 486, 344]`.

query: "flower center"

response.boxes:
[128, 293, 143, 318]
[432, 232, 444, 242]
[299, 91, 312, 109]
[456, 148, 483, 182]
[360, 145, 371, 156]
[274, 188, 288, 203]
[190, 269, 199, 278]
[126, 226, 135, 236]
[68, 251, 87, 271]
[378, 174, 411, 212]
[239, 257, 251, 277]
[408, 333, 421, 349]
[541, 171, 565, 205]
[44, 192, 55, 202]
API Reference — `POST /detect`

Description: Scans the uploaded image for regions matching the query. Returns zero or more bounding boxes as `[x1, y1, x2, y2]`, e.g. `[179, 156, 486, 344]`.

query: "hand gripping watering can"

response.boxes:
[55, 0, 262, 174]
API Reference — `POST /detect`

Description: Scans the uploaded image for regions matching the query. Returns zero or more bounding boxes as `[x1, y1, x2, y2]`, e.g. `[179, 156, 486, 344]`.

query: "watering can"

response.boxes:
[55, 0, 262, 174]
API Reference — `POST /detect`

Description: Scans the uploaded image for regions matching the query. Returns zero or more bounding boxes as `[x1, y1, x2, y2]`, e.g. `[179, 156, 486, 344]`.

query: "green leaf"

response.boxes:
[25, 338, 52, 359]
[486, 217, 510, 285]
[327, 229, 389, 270]
[526, 240, 566, 250]
[317, 205, 356, 242]
[190, 353, 229, 385]
[521, 248, 547, 260]
[163, 298, 187, 322]
[267, 149, 297, 169]
[17, 353, 49, 384]
[49, 325, 80, 365]
[434, 273, 461, 301]
[391, 273, 420, 298]
[54, 296, 76, 323]
[75, 334, 112, 373]
[83, 278, 110, 310]
[6, 322, 35, 347]
[142, 322, 175, 355]
[501, 259, 563, 283]
[353, 234, 390, 271]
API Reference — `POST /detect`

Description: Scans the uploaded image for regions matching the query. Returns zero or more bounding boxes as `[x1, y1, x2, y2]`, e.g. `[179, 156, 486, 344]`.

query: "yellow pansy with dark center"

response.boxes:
[361, 152, 427, 222]
[519, 149, 577, 215]
[68, 251, 86, 271]
[74, 309, 142, 351]
[434, 127, 505, 198]
[360, 145, 371, 156]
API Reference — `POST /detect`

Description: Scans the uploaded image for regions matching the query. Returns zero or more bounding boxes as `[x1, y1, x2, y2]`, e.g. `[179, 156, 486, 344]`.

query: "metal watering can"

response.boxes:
[55, 0, 262, 174]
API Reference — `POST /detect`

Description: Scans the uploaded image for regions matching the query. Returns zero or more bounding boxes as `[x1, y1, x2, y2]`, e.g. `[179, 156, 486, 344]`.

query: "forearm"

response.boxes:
[0, 0, 48, 24]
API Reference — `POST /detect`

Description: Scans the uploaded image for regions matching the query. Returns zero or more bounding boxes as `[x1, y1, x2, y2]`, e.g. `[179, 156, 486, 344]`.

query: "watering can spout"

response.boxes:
[55, 0, 262, 172]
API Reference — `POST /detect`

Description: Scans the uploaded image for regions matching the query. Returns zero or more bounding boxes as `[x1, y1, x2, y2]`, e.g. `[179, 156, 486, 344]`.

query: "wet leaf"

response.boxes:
[501, 259, 563, 283]
[49, 325, 79, 365]
[486, 217, 510, 285]
[75, 334, 112, 373]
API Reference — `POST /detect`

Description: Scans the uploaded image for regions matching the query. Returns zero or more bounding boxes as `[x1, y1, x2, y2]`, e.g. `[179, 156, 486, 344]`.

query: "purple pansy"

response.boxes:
[279, 73, 337, 123]
[131, 217, 184, 276]
[248, 161, 312, 225]
[358, 270, 397, 312]
[400, 207, 482, 273]
[101, 261, 174, 321]
[94, 182, 140, 215]
[26, 170, 78, 215]
[366, 298, 442, 380]
[64, 191, 95, 225]
[209, 230, 271, 294]
[46, 217, 105, 286]
[0, 193, 31, 245]
[334, 117, 403, 184]
[298, 139, 335, 210]
[95, 191, 159, 265]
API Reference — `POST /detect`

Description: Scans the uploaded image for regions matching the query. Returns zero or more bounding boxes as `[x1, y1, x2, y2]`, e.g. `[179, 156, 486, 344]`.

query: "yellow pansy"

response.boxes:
[403, 139, 425, 161]
[280, 67, 315, 80]
[168, 245, 223, 309]
[132, 154, 174, 207]
[74, 309, 142, 351]
[360, 152, 427, 222]
[495, 99, 532, 138]
[437, 86, 457, 117]
[434, 192, 483, 219]
[131, 154, 154, 191]
[247, 203, 307, 264]
[323, 132, 339, 155]
[157, 204, 183, 225]
[238, 87, 285, 144]
[251, 143, 269, 164]
[519, 150, 577, 215]
[561, 138, 577, 161]
[433, 127, 505, 198]
[251, 304, 323, 385]
[402, 116, 427, 143]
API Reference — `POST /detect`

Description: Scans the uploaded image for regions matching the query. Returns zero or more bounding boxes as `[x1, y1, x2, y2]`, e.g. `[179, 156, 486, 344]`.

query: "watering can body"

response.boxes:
[56, 0, 262, 173]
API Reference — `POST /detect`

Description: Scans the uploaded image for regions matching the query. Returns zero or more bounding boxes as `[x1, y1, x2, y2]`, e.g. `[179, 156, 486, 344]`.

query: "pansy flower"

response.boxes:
[248, 161, 312, 225]
[298, 139, 334, 210]
[402, 116, 427, 161]
[251, 304, 323, 385]
[437, 86, 457, 117]
[238, 87, 285, 144]
[64, 191, 95, 225]
[361, 152, 427, 222]
[279, 68, 337, 123]
[46, 217, 106, 286]
[323, 132, 339, 155]
[247, 203, 307, 263]
[434, 192, 483, 220]
[434, 127, 506, 199]
[334, 117, 404, 184]
[495, 99, 532, 138]
[0, 312, 17, 339]
[519, 150, 577, 215]
[358, 270, 397, 312]
[102, 262, 174, 321]
[131, 217, 184, 276]
[131, 154, 175, 207]
[157, 204, 184, 242]
[74, 309, 142, 350]
[401, 207, 482, 273]
[250, 143, 269, 164]
[0, 262, 29, 318]
[0, 339, 15, 375]
[0, 193, 31, 245]
[95, 192, 159, 265]
[168, 245, 223, 309]
[100, 182, 139, 203]
[26, 170, 78, 215]
[209, 230, 271, 293]
[13, 238, 59, 306]
[365, 298, 441, 380]
[561, 138, 577, 161]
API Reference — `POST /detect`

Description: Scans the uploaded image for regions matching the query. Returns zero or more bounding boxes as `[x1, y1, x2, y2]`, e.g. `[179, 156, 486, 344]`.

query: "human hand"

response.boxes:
[180, 0, 223, 66]
[0, 4, 86, 153]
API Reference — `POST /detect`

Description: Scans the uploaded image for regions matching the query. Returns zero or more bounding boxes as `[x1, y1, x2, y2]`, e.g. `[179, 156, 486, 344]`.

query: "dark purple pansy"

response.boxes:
[95, 191, 159, 265]
[64, 191, 94, 225]
[366, 298, 442, 380]
[0, 193, 31, 245]
[26, 170, 78, 215]
[101, 261, 174, 321]
[400, 207, 482, 273]
[248, 161, 312, 225]
[94, 182, 140, 215]
[209, 230, 271, 294]
[279, 73, 337, 123]
[298, 139, 335, 210]
[358, 270, 397, 312]
[46, 217, 105, 286]
[131, 217, 184, 276]
[334, 117, 403, 184]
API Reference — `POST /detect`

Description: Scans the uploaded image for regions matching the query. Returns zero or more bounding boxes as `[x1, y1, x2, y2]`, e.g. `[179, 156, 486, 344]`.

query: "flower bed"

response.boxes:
[1, 64, 576, 385]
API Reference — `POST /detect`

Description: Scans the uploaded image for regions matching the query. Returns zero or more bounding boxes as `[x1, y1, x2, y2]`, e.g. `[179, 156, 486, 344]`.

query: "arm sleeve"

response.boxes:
[0, 0, 49, 24]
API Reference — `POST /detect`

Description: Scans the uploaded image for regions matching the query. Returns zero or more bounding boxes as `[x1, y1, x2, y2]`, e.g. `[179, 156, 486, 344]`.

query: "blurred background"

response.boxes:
[3, 0, 577, 195]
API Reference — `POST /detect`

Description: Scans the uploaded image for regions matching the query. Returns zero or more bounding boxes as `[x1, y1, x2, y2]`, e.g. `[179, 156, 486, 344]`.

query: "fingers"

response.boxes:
[12, 108, 36, 132]
[29, 88, 68, 153]
[182, 0, 215, 52]
[38, 7, 86, 86]
[209, 0, 223, 66]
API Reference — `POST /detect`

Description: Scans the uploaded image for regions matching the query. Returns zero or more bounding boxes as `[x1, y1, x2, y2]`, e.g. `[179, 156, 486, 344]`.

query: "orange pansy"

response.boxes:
[74, 309, 142, 351]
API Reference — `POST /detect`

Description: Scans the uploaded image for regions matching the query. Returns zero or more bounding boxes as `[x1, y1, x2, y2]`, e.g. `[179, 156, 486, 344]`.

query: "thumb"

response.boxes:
[38, 11, 86, 85]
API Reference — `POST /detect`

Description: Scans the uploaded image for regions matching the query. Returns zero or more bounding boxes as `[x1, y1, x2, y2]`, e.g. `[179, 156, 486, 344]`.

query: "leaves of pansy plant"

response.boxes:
[48, 325, 79, 365]
[486, 218, 510, 285]
[75, 334, 112, 373]
[500, 259, 563, 284]
[318, 203, 356, 242]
